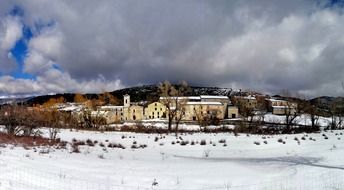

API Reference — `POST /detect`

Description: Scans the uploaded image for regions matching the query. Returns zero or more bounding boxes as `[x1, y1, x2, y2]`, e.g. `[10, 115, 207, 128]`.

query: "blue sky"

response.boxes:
[0, 0, 344, 97]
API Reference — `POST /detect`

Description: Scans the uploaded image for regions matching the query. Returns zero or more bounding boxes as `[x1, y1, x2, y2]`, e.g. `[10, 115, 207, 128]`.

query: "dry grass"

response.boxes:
[0, 132, 63, 147]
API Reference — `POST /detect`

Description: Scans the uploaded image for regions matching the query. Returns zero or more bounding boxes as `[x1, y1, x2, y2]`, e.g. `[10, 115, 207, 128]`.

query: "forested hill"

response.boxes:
[18, 85, 234, 106]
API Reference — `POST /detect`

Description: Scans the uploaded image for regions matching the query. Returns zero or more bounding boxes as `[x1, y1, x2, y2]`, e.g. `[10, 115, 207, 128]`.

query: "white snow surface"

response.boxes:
[1, 127, 344, 189]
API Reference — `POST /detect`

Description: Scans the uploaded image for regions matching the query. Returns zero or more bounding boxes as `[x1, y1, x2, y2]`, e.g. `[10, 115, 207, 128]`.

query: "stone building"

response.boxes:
[266, 99, 297, 115]
[145, 102, 166, 119]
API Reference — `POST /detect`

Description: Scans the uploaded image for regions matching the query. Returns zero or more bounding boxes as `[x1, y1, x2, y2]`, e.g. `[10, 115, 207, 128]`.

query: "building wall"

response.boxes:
[236, 97, 257, 110]
[145, 102, 166, 119]
[201, 98, 229, 117]
[129, 105, 144, 121]
[228, 106, 239, 118]
[184, 104, 225, 121]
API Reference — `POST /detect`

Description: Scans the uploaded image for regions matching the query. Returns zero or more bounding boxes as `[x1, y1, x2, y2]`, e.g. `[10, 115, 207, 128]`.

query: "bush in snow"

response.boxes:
[180, 141, 189, 146]
[171, 141, 175, 145]
[278, 138, 283, 143]
[301, 136, 306, 140]
[86, 139, 94, 146]
[71, 144, 80, 153]
[133, 141, 137, 145]
[219, 139, 226, 144]
[203, 150, 211, 158]
[154, 136, 159, 142]
[223, 143, 227, 147]
[254, 141, 260, 145]
[263, 140, 268, 144]
[191, 140, 195, 145]
[98, 154, 105, 159]
[159, 142, 164, 146]
[99, 142, 105, 147]
[200, 140, 206, 145]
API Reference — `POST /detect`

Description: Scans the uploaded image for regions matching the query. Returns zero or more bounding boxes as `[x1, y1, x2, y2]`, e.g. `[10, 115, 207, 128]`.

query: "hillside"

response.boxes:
[22, 84, 234, 106]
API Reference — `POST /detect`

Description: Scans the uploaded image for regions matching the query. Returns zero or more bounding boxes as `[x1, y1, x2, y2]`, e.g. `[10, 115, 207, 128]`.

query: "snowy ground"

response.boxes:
[1, 126, 344, 190]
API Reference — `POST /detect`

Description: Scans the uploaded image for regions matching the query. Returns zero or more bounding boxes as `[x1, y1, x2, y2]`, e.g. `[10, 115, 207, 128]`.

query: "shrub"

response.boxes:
[98, 154, 105, 159]
[218, 139, 226, 144]
[159, 142, 164, 146]
[180, 141, 189, 146]
[71, 145, 80, 153]
[223, 143, 227, 147]
[277, 138, 283, 143]
[171, 141, 175, 145]
[301, 136, 306, 140]
[133, 141, 137, 145]
[191, 140, 195, 145]
[86, 139, 94, 146]
[263, 140, 268, 144]
[200, 140, 206, 146]
[99, 142, 105, 147]
[154, 137, 159, 142]
[254, 141, 260, 145]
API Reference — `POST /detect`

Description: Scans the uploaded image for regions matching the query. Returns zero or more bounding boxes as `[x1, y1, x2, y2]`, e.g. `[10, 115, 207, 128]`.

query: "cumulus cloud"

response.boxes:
[0, 16, 22, 73]
[0, 0, 344, 97]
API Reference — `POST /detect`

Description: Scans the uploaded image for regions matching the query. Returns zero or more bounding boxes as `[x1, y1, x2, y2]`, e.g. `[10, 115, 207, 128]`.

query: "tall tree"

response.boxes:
[159, 81, 189, 133]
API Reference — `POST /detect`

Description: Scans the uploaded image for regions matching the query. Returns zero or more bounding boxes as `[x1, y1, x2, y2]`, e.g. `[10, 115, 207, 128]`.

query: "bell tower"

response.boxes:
[124, 94, 130, 107]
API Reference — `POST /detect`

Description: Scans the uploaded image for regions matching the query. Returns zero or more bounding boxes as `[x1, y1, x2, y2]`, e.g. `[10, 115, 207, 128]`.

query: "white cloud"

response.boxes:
[0, 16, 22, 73]
[0, 1, 344, 97]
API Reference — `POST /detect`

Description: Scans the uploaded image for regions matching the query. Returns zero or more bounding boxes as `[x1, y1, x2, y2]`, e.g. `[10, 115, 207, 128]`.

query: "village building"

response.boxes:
[234, 95, 258, 110]
[266, 99, 297, 115]
[227, 106, 239, 118]
[145, 102, 167, 119]
[184, 101, 225, 121]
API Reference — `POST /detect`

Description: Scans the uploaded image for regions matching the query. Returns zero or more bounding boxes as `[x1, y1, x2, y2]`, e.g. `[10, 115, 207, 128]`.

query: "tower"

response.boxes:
[124, 94, 130, 107]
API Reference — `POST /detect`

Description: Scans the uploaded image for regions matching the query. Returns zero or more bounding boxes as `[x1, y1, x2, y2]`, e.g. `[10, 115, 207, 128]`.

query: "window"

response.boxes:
[155, 103, 157, 106]
[232, 114, 236, 118]
[133, 109, 135, 113]
[155, 108, 157, 111]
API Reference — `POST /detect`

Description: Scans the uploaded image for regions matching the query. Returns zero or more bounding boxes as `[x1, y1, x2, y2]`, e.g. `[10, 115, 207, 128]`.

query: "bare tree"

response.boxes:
[159, 81, 189, 133]
[281, 90, 300, 133]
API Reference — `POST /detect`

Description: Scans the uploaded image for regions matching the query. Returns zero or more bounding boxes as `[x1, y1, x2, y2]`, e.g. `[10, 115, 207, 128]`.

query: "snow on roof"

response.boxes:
[99, 105, 123, 110]
[91, 110, 109, 116]
[200, 95, 229, 99]
[268, 99, 286, 102]
[241, 95, 256, 100]
[272, 106, 289, 109]
[59, 105, 83, 112]
[186, 102, 222, 105]
[159, 96, 201, 100]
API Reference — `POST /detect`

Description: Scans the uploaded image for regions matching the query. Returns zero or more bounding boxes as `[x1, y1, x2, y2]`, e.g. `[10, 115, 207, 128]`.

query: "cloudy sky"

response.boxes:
[0, 0, 344, 98]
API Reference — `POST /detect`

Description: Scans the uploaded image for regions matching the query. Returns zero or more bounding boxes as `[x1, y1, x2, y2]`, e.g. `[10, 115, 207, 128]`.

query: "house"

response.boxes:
[145, 102, 166, 119]
[228, 106, 239, 118]
[234, 95, 258, 110]
[266, 99, 297, 115]
[184, 101, 225, 121]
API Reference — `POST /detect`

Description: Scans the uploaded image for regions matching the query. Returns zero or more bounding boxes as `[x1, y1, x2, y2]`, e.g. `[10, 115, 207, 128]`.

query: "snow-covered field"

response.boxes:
[1, 126, 344, 190]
